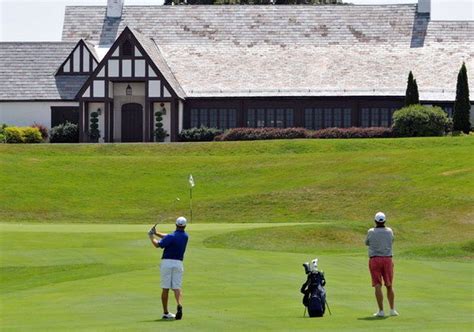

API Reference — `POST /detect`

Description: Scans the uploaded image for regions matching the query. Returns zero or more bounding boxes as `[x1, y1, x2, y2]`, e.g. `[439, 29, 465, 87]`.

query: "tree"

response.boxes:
[453, 62, 471, 134]
[405, 71, 420, 106]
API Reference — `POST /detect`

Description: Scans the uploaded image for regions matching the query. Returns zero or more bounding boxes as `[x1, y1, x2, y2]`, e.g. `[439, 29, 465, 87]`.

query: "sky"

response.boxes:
[0, 0, 419, 41]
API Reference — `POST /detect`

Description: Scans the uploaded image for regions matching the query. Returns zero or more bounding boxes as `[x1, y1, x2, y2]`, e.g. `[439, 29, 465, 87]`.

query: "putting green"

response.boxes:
[1, 223, 472, 331]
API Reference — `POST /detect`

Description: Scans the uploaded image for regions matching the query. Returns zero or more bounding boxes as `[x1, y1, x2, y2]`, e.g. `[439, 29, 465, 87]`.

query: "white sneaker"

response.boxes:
[162, 312, 176, 320]
[373, 310, 385, 317]
[390, 309, 399, 316]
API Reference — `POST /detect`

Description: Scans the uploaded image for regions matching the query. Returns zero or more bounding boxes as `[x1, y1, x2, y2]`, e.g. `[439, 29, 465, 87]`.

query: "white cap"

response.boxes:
[374, 212, 386, 223]
[176, 216, 187, 227]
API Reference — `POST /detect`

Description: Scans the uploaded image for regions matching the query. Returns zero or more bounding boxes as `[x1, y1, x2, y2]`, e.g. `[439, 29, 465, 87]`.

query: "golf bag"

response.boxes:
[301, 263, 327, 317]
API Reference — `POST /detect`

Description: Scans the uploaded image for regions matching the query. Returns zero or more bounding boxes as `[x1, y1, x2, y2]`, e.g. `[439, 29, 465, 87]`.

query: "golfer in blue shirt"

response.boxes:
[148, 217, 189, 320]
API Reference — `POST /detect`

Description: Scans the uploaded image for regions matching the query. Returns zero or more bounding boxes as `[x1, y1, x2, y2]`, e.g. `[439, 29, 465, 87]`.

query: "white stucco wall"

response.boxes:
[113, 83, 146, 142]
[0, 102, 79, 128]
[153, 102, 171, 142]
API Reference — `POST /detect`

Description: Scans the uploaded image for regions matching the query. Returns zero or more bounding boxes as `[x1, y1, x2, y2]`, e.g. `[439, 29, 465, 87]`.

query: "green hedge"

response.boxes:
[3, 126, 42, 143]
[392, 105, 451, 137]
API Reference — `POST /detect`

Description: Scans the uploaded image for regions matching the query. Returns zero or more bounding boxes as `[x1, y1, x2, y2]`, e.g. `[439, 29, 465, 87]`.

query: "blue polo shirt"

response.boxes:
[158, 229, 189, 261]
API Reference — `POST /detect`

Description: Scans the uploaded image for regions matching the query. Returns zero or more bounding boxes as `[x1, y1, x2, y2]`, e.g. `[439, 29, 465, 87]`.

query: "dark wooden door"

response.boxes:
[121, 103, 143, 142]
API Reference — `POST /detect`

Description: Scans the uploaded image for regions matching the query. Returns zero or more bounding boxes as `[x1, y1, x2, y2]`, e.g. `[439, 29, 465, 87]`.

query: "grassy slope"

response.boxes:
[1, 137, 473, 228]
[1, 223, 473, 332]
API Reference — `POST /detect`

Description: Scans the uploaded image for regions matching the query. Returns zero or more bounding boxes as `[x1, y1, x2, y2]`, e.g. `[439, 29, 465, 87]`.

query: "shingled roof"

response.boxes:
[62, 5, 474, 47]
[61, 5, 474, 101]
[0, 42, 88, 101]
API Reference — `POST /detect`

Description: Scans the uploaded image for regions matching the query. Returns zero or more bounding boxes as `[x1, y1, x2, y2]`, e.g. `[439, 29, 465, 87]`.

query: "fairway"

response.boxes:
[1, 223, 472, 331]
[0, 137, 473, 331]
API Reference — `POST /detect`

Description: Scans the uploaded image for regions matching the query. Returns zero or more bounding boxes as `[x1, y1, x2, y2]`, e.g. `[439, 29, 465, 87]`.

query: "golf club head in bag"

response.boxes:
[303, 258, 319, 274]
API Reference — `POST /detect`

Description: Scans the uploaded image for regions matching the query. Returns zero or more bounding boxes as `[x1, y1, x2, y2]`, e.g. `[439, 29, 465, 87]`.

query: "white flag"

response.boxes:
[189, 174, 195, 188]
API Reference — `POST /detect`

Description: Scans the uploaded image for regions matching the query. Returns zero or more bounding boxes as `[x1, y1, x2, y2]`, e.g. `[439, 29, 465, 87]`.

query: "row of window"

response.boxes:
[247, 108, 294, 128]
[190, 108, 237, 129]
[304, 108, 352, 130]
[360, 108, 397, 127]
[189, 106, 457, 129]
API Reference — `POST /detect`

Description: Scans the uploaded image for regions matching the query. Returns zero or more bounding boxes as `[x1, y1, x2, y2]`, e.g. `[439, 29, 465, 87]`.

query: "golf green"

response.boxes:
[1, 223, 472, 331]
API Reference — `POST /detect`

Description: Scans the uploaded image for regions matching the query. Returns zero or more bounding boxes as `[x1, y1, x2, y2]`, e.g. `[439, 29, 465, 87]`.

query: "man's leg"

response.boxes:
[173, 288, 183, 306]
[162, 288, 170, 314]
[387, 285, 395, 310]
[374, 284, 384, 311]
[173, 289, 183, 320]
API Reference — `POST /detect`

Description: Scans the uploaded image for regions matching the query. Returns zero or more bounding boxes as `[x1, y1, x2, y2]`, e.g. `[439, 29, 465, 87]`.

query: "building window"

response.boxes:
[51, 107, 79, 127]
[380, 108, 389, 127]
[247, 109, 255, 127]
[122, 40, 133, 56]
[323, 108, 332, 128]
[333, 108, 342, 127]
[191, 108, 199, 128]
[247, 108, 294, 128]
[209, 109, 218, 128]
[361, 108, 370, 127]
[190, 108, 238, 129]
[343, 108, 352, 127]
[256, 109, 265, 128]
[371, 108, 380, 126]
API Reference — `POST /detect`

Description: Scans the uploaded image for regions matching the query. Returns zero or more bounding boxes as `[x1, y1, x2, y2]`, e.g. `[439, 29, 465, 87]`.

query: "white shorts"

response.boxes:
[160, 259, 184, 289]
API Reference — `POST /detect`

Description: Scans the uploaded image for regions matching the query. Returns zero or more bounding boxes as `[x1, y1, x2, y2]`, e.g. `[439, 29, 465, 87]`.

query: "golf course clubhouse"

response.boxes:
[1, 0, 473, 142]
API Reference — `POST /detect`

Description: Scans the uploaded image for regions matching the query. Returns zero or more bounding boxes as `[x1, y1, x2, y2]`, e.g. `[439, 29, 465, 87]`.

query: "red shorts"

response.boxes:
[369, 256, 394, 287]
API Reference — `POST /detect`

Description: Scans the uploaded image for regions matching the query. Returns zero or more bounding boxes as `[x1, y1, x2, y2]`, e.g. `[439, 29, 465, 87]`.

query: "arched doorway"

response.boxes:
[121, 103, 143, 142]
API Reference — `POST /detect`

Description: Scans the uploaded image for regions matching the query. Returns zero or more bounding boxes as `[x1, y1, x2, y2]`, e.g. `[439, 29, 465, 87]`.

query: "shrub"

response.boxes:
[215, 127, 308, 141]
[22, 127, 42, 143]
[311, 127, 394, 139]
[31, 123, 48, 140]
[392, 105, 450, 137]
[179, 127, 223, 142]
[0, 124, 7, 143]
[89, 112, 100, 142]
[3, 126, 42, 143]
[154, 106, 168, 142]
[4, 127, 25, 143]
[50, 122, 79, 143]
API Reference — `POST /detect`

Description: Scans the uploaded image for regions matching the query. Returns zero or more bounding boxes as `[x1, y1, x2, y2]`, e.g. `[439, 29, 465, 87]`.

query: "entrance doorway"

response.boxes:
[121, 103, 143, 142]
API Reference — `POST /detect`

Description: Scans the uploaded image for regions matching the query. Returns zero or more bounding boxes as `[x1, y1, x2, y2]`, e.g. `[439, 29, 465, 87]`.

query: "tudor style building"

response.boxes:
[0, 0, 473, 142]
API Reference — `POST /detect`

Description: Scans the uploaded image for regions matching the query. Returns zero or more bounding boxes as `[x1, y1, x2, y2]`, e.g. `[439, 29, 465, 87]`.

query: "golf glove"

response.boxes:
[148, 227, 155, 236]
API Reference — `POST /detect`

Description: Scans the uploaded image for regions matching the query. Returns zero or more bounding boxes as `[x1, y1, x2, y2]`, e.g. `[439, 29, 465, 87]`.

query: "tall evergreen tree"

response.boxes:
[405, 71, 420, 106]
[453, 62, 471, 133]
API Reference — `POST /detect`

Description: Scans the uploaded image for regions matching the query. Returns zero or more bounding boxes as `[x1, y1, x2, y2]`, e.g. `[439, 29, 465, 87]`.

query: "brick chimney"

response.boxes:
[107, 0, 124, 18]
[418, 0, 431, 13]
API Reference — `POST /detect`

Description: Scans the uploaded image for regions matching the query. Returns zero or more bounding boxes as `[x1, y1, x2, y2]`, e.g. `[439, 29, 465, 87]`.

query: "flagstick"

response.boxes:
[189, 186, 193, 223]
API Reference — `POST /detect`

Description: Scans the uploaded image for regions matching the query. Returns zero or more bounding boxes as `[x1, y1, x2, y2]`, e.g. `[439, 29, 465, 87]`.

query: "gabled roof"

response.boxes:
[76, 26, 185, 99]
[0, 42, 89, 101]
[128, 27, 185, 99]
[55, 39, 100, 75]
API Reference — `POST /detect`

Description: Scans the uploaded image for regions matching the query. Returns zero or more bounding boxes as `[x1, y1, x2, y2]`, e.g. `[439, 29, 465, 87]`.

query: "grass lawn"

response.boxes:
[1, 223, 473, 331]
[0, 137, 473, 330]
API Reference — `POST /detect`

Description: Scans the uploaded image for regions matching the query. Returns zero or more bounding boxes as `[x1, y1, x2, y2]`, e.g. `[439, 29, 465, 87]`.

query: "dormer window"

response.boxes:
[122, 40, 133, 56]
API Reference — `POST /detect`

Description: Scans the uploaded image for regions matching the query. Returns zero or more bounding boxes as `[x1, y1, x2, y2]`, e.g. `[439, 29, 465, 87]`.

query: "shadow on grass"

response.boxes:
[357, 316, 389, 321]
[139, 319, 176, 323]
